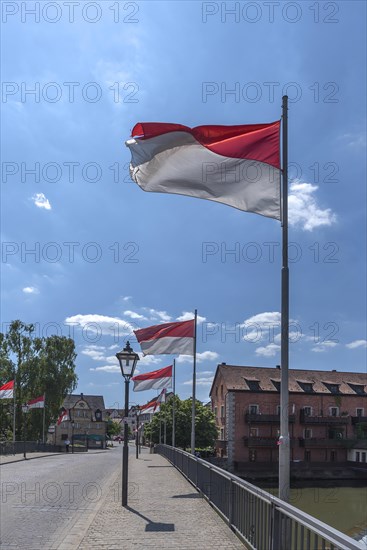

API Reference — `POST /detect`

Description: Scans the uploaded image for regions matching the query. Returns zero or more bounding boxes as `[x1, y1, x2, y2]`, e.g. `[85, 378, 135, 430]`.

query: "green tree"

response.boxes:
[143, 396, 217, 450]
[0, 321, 78, 441]
[106, 418, 122, 438]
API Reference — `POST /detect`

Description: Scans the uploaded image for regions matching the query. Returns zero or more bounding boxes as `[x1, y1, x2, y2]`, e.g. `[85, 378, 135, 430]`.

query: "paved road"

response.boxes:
[0, 447, 122, 549]
[1, 446, 245, 549]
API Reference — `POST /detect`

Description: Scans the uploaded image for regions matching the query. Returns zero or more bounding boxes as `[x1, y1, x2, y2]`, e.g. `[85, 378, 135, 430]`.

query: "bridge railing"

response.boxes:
[156, 444, 364, 550]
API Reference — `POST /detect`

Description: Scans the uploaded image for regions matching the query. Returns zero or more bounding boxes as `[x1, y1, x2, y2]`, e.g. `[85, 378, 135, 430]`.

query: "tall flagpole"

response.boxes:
[191, 309, 197, 454]
[12, 368, 16, 444]
[172, 359, 176, 447]
[279, 95, 290, 502]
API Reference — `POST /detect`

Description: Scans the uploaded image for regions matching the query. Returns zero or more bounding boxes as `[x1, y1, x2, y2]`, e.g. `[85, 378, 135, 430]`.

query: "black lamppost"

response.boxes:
[21, 404, 29, 459]
[71, 420, 75, 454]
[131, 405, 141, 459]
[116, 341, 139, 507]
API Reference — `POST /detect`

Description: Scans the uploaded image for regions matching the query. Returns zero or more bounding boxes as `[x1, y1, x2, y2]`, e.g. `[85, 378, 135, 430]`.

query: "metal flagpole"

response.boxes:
[279, 95, 290, 502]
[12, 369, 16, 444]
[191, 309, 197, 454]
[42, 393, 46, 444]
[172, 359, 176, 447]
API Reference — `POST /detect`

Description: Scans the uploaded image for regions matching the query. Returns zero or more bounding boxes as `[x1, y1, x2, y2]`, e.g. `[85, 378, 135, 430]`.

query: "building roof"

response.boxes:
[62, 394, 105, 411]
[210, 364, 367, 396]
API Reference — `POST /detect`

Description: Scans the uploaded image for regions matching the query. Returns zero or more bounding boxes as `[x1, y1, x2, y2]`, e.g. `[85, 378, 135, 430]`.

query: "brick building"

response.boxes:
[210, 364, 367, 471]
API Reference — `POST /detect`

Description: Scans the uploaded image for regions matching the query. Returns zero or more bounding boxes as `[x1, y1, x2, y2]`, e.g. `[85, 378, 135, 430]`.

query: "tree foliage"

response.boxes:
[143, 396, 217, 450]
[0, 320, 78, 441]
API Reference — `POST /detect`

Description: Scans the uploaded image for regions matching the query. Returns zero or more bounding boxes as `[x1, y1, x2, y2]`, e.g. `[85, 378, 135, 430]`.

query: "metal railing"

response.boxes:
[157, 444, 364, 550]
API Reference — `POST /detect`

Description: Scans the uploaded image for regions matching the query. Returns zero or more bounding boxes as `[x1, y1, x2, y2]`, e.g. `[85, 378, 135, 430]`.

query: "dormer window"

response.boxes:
[245, 379, 261, 392]
[298, 381, 314, 393]
[348, 383, 365, 395]
[271, 380, 280, 392]
[324, 383, 340, 394]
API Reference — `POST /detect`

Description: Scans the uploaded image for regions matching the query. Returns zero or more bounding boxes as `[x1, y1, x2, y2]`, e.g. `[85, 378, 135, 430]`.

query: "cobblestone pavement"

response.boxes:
[76, 447, 245, 550]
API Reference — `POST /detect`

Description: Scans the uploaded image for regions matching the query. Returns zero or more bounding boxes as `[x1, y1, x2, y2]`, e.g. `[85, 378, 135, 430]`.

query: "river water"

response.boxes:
[264, 485, 367, 543]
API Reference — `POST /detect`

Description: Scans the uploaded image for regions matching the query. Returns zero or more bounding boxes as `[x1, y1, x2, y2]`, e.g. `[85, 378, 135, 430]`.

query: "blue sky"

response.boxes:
[2, 1, 366, 408]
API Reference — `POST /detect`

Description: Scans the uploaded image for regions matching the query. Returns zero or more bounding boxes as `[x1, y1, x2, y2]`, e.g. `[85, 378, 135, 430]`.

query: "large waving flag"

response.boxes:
[0, 380, 14, 399]
[132, 365, 172, 392]
[57, 408, 69, 425]
[134, 319, 194, 355]
[126, 121, 280, 220]
[27, 395, 45, 409]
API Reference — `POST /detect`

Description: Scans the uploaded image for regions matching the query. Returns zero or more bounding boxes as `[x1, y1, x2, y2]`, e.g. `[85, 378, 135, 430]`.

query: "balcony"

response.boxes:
[245, 413, 295, 424]
[299, 438, 357, 448]
[299, 412, 349, 425]
[244, 437, 296, 448]
[351, 416, 367, 425]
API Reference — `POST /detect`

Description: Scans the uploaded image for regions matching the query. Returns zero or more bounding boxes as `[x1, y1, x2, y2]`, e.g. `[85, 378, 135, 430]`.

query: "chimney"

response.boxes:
[221, 362, 226, 365]
[80, 392, 84, 400]
[276, 365, 280, 369]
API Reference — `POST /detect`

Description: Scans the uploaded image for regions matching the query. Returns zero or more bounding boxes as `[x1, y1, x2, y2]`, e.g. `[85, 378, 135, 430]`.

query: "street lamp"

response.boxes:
[116, 341, 139, 507]
[21, 404, 29, 459]
[131, 405, 141, 459]
[71, 420, 75, 454]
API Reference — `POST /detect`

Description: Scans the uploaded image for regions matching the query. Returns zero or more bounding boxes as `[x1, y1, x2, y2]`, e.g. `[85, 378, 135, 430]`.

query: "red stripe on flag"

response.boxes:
[131, 121, 280, 167]
[134, 319, 194, 344]
[132, 365, 172, 382]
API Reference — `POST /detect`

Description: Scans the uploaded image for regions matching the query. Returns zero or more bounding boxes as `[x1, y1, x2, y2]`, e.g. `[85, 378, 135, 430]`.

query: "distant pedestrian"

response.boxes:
[65, 438, 70, 453]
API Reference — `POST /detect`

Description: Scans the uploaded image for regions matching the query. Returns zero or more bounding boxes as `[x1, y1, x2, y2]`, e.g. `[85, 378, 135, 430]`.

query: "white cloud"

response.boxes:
[138, 354, 162, 366]
[177, 311, 206, 324]
[288, 182, 336, 231]
[183, 376, 214, 386]
[122, 296, 132, 302]
[22, 286, 39, 294]
[65, 314, 135, 336]
[90, 365, 121, 373]
[255, 343, 281, 357]
[32, 193, 51, 210]
[123, 310, 148, 320]
[311, 342, 338, 353]
[339, 132, 366, 149]
[346, 340, 367, 349]
[176, 351, 219, 364]
[143, 308, 172, 322]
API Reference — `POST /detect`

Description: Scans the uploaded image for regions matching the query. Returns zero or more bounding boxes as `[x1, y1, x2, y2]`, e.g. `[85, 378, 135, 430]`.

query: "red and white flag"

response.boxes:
[57, 408, 69, 425]
[134, 319, 194, 356]
[126, 121, 280, 220]
[0, 380, 14, 399]
[27, 395, 45, 409]
[140, 397, 159, 414]
[132, 365, 172, 392]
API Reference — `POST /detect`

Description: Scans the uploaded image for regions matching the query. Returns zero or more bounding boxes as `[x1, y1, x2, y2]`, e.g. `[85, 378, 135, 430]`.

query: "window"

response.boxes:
[356, 452, 360, 462]
[95, 423, 100, 429]
[324, 383, 340, 394]
[245, 379, 261, 392]
[330, 451, 337, 462]
[249, 428, 258, 437]
[348, 384, 365, 395]
[214, 406, 218, 417]
[362, 453, 366, 463]
[220, 428, 225, 440]
[249, 450, 257, 462]
[276, 405, 281, 415]
[272, 380, 280, 392]
[303, 406, 312, 417]
[305, 450, 311, 462]
[220, 405, 225, 418]
[356, 408, 364, 417]
[304, 428, 312, 439]
[330, 407, 339, 417]
[249, 404, 259, 415]
[298, 381, 314, 393]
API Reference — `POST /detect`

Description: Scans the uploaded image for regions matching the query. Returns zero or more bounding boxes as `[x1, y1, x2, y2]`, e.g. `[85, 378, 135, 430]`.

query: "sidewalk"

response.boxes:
[0, 451, 63, 465]
[60, 446, 245, 549]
